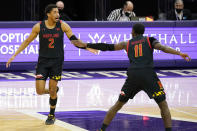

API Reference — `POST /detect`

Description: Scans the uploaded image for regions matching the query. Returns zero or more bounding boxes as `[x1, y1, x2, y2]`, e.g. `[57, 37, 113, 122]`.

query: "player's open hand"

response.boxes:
[6, 55, 15, 68]
[180, 53, 191, 62]
[86, 48, 99, 55]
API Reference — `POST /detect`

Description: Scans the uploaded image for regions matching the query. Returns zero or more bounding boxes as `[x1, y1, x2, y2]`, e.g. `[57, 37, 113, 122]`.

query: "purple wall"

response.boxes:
[0, 21, 197, 70]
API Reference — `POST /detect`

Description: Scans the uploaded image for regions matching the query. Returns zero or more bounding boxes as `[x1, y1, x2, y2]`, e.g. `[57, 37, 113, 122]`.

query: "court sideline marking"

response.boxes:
[171, 107, 197, 117]
[16, 109, 88, 131]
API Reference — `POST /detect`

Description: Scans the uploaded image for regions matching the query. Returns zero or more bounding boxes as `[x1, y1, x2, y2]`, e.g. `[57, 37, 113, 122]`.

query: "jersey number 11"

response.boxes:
[134, 44, 143, 57]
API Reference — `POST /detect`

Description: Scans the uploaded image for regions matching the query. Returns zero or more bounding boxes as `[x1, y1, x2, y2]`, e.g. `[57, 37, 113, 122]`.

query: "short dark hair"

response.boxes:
[132, 23, 145, 35]
[45, 4, 57, 15]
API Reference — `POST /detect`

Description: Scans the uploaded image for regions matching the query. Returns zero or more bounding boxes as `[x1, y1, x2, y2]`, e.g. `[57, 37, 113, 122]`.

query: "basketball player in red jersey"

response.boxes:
[6, 4, 96, 125]
[74, 23, 191, 131]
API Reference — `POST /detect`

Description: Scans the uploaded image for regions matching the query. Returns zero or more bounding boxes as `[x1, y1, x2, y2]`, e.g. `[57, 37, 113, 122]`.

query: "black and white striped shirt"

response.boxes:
[107, 8, 136, 21]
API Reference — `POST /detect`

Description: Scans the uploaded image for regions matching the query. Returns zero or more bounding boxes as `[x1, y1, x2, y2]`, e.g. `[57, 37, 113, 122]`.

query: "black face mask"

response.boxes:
[176, 9, 182, 13]
[125, 12, 131, 17]
[59, 9, 64, 14]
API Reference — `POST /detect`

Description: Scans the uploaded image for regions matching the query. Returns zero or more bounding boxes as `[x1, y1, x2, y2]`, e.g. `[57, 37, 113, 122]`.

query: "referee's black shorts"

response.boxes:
[118, 68, 166, 103]
[35, 56, 64, 81]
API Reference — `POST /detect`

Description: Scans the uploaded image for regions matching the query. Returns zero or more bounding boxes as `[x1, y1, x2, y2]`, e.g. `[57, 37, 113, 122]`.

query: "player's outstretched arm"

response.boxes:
[154, 42, 191, 62]
[78, 41, 127, 51]
[61, 22, 98, 54]
[6, 23, 40, 68]
[61, 21, 83, 46]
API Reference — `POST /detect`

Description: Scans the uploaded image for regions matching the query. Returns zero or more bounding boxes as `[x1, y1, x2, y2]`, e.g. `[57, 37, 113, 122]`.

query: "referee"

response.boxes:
[107, 1, 136, 21]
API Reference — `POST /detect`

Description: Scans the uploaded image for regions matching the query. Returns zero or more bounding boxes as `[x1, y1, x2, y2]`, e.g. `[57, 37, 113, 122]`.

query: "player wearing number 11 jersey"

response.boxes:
[73, 23, 191, 131]
[6, 4, 96, 125]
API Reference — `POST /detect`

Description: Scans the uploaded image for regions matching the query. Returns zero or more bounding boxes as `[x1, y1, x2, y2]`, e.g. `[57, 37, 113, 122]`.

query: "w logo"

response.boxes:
[88, 33, 106, 43]
[87, 33, 106, 55]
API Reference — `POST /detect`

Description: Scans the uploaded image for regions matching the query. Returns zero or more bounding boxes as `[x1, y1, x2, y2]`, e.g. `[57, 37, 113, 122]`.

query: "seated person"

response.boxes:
[107, 1, 136, 21]
[56, 1, 72, 21]
[167, 0, 192, 20]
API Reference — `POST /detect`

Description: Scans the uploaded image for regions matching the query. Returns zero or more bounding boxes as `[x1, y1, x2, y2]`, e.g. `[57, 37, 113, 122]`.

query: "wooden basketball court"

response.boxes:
[0, 77, 196, 131]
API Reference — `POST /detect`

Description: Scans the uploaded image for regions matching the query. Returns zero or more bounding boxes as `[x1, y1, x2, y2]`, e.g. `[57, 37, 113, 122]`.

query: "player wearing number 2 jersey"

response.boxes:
[6, 4, 96, 125]
[74, 23, 191, 131]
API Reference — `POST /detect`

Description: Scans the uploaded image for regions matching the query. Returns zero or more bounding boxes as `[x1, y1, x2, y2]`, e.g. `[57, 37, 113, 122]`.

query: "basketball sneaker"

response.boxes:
[45, 114, 56, 125]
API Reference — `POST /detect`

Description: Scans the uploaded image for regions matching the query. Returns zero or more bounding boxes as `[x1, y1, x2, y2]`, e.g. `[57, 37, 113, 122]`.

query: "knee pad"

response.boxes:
[154, 95, 166, 104]
[49, 97, 57, 106]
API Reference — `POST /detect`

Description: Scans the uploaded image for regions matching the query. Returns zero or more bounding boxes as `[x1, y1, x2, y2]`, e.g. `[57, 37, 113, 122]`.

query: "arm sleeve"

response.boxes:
[87, 43, 115, 51]
[149, 37, 160, 48]
[69, 35, 78, 40]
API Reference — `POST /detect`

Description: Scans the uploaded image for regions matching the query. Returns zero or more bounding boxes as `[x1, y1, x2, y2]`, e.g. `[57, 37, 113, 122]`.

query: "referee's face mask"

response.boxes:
[125, 11, 131, 17]
[58, 9, 64, 14]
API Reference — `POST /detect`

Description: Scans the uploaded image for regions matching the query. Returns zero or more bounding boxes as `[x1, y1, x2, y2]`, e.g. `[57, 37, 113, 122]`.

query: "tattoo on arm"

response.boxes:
[61, 22, 73, 38]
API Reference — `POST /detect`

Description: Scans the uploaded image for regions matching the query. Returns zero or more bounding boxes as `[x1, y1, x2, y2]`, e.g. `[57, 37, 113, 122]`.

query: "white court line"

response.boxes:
[171, 108, 197, 117]
[16, 109, 88, 131]
[56, 108, 105, 112]
[16, 107, 197, 131]
[28, 108, 105, 112]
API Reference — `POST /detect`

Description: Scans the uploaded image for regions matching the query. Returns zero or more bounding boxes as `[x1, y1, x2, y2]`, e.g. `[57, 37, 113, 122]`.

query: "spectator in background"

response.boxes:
[107, 1, 136, 21]
[167, 0, 192, 20]
[56, 1, 72, 21]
